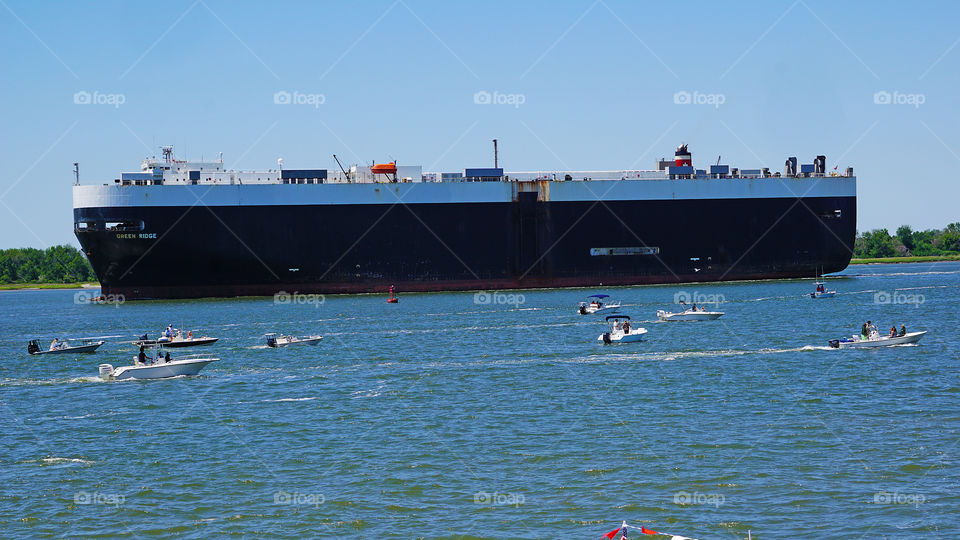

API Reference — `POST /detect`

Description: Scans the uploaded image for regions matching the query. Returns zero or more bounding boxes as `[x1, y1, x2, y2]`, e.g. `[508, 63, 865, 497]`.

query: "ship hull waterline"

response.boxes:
[75, 194, 856, 300]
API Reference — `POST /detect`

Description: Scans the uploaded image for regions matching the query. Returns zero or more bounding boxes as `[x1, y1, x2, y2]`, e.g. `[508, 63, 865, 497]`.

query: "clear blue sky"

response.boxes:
[1, 0, 957, 248]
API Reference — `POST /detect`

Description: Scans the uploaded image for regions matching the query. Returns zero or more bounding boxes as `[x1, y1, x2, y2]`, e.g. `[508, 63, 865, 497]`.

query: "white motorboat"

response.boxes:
[99, 350, 218, 381]
[829, 330, 926, 349]
[579, 294, 621, 315]
[598, 315, 648, 344]
[809, 269, 837, 298]
[28, 339, 105, 355]
[157, 330, 219, 348]
[265, 333, 323, 347]
[657, 307, 724, 321]
[136, 327, 219, 348]
[809, 281, 837, 298]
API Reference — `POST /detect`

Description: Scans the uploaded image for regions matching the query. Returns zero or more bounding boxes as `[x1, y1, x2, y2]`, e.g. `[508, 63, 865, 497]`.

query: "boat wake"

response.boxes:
[0, 376, 104, 387]
[19, 456, 95, 466]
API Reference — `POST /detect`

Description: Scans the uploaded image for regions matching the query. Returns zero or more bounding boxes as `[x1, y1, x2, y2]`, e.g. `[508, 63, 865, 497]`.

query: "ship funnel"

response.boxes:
[674, 143, 692, 167]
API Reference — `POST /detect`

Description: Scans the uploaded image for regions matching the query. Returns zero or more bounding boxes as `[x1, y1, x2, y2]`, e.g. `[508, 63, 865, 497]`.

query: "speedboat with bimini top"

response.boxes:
[99, 346, 218, 381]
[579, 294, 621, 315]
[809, 268, 836, 298]
[657, 302, 724, 321]
[829, 326, 926, 348]
[598, 315, 647, 344]
[28, 338, 105, 355]
[265, 333, 323, 347]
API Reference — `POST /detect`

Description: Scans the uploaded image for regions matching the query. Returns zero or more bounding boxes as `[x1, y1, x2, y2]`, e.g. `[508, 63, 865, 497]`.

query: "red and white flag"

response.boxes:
[603, 521, 629, 539]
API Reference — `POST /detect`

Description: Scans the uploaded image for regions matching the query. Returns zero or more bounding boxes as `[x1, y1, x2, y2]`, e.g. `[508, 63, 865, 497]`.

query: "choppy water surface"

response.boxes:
[1, 262, 958, 538]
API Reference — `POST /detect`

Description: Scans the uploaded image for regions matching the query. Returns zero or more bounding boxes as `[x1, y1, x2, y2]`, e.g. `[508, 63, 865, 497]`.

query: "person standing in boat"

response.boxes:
[137, 346, 147, 364]
[900, 324, 907, 337]
[860, 322, 869, 339]
[164, 324, 173, 338]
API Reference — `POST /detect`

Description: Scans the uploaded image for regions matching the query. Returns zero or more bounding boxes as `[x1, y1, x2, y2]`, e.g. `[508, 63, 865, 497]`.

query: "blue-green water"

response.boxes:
[1, 262, 958, 538]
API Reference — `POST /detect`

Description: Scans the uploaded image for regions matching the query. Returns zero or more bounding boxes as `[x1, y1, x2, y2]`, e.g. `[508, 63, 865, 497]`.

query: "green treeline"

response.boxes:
[0, 246, 96, 284]
[854, 223, 960, 259]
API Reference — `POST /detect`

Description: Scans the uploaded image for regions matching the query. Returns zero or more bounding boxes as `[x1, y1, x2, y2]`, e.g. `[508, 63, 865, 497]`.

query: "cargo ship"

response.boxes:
[73, 144, 856, 300]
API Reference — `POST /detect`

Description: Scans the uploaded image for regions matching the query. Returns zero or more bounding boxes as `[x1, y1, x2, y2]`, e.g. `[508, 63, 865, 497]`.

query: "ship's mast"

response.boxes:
[492, 139, 498, 168]
[73, 162, 79, 185]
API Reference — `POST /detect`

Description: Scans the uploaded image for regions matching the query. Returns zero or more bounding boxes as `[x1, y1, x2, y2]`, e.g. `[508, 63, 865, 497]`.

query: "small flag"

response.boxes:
[602, 527, 622, 539]
[641, 526, 659, 535]
[833, 165, 838, 170]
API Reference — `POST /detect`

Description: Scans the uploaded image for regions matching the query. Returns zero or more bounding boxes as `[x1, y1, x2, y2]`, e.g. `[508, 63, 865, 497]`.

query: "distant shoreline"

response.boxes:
[849, 255, 960, 265]
[0, 282, 98, 291]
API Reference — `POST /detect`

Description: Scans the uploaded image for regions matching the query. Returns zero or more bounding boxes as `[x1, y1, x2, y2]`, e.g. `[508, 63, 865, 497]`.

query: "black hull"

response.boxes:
[74, 196, 856, 299]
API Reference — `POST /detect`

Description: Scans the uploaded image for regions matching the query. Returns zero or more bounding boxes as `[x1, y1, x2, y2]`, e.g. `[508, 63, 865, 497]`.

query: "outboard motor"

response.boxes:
[579, 305, 588, 315]
[828, 339, 840, 349]
[27, 340, 40, 355]
[266, 336, 278, 348]
[602, 332, 612, 344]
[98, 364, 115, 380]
